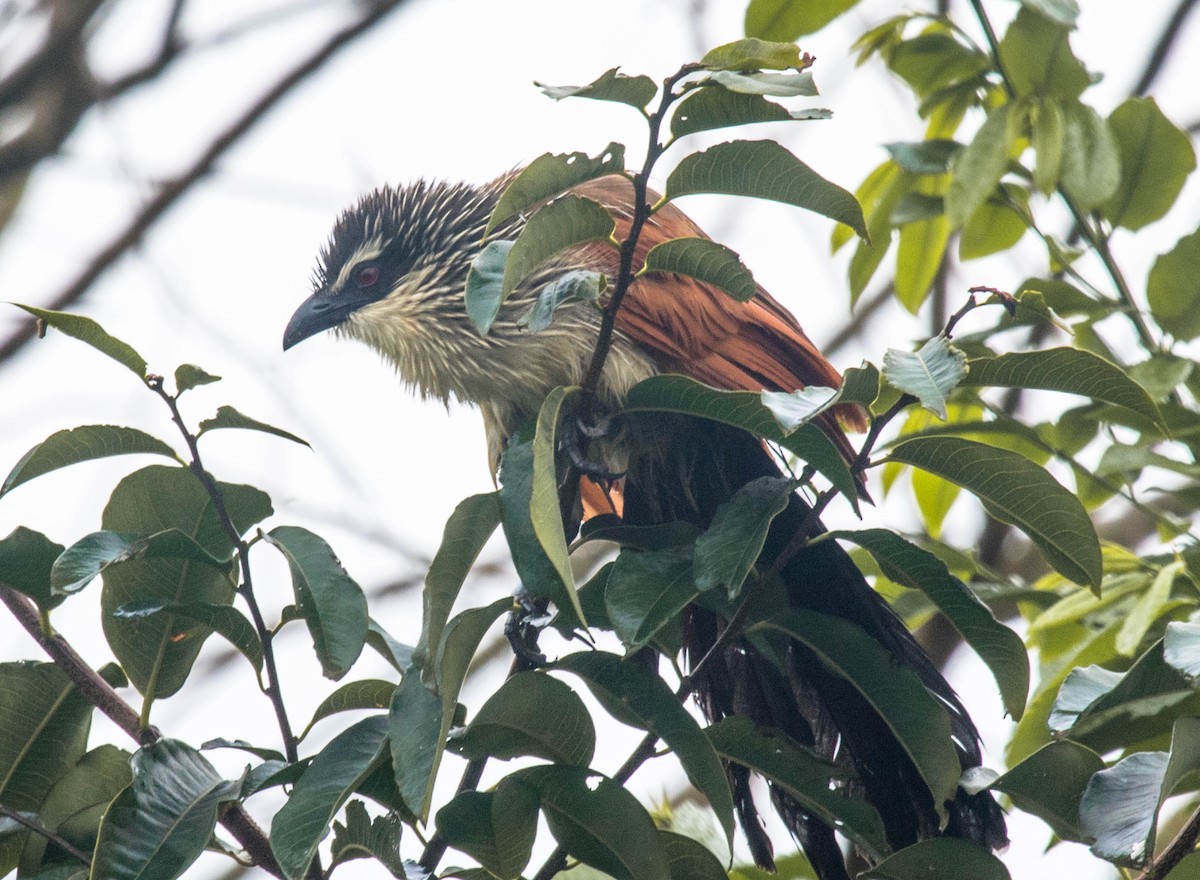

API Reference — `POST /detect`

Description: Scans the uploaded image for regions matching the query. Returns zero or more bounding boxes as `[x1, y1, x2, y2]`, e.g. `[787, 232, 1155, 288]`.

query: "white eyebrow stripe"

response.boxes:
[332, 238, 385, 292]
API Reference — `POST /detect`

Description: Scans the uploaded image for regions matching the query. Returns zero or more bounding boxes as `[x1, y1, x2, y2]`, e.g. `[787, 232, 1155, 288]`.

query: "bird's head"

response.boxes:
[283, 178, 503, 357]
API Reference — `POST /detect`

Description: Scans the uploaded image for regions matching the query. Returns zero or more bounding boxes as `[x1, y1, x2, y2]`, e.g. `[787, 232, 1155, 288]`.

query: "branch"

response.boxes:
[1140, 802, 1200, 880]
[0, 802, 92, 866]
[0, 0, 408, 369]
[0, 584, 285, 878]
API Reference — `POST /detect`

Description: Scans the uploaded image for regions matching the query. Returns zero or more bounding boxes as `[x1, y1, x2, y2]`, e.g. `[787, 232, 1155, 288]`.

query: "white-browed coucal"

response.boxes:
[283, 172, 1008, 879]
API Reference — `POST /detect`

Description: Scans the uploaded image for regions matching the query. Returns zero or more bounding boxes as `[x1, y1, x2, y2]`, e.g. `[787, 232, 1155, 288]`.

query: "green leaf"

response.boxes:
[888, 437, 1101, 589]
[0, 661, 96, 865]
[752, 610, 961, 809]
[173, 364, 220, 393]
[517, 765, 670, 880]
[623, 375, 859, 512]
[828, 529, 1029, 719]
[895, 188, 951, 312]
[1, 425, 178, 499]
[555, 651, 735, 847]
[885, 140, 962, 175]
[700, 37, 811, 70]
[959, 186, 1029, 259]
[100, 466, 271, 699]
[1019, 0, 1079, 26]
[329, 799, 405, 878]
[435, 777, 539, 880]
[388, 671, 444, 823]
[1118, 560, 1184, 656]
[92, 740, 240, 880]
[945, 105, 1011, 227]
[743, 0, 860, 40]
[52, 528, 228, 597]
[0, 527, 65, 612]
[1148, 229, 1200, 341]
[1056, 641, 1200, 754]
[707, 716, 889, 861]
[453, 671, 595, 766]
[272, 716, 388, 879]
[862, 838, 1010, 879]
[367, 619, 414, 674]
[302, 680, 396, 739]
[1104, 98, 1196, 231]
[521, 270, 604, 332]
[987, 741, 1102, 841]
[465, 239, 514, 335]
[605, 546, 697, 650]
[694, 476, 794, 598]
[16, 744, 131, 874]
[963, 348, 1164, 428]
[642, 237, 757, 302]
[537, 68, 657, 109]
[1164, 620, 1200, 678]
[265, 526, 367, 680]
[665, 140, 867, 240]
[760, 386, 839, 433]
[998, 7, 1090, 99]
[429, 597, 512, 803]
[1059, 100, 1120, 210]
[882, 336, 967, 419]
[9, 304, 147, 377]
[670, 86, 795, 140]
[415, 492, 501, 685]
[1031, 97, 1065, 194]
[504, 195, 614, 299]
[530, 386, 586, 626]
[197, 405, 309, 447]
[708, 70, 816, 97]
[658, 829, 728, 880]
[114, 599, 264, 674]
[1079, 717, 1200, 869]
[487, 143, 626, 235]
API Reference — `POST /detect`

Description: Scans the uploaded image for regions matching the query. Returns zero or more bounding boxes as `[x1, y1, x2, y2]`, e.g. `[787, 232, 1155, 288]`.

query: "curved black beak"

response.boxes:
[283, 291, 350, 351]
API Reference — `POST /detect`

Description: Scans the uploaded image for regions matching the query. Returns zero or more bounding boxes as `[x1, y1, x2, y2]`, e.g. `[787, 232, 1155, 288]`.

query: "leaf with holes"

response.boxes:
[537, 68, 656, 109]
[882, 336, 967, 419]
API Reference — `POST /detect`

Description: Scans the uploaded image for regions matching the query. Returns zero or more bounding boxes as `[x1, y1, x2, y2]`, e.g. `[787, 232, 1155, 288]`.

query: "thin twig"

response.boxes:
[146, 375, 299, 763]
[0, 0, 407, 368]
[1139, 802, 1200, 880]
[0, 802, 92, 865]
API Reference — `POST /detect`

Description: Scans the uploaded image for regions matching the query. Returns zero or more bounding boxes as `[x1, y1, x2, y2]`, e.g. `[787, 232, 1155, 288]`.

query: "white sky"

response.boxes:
[3, 0, 1199, 877]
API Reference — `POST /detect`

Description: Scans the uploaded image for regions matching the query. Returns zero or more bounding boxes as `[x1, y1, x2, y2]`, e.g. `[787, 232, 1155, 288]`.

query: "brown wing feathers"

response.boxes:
[572, 176, 867, 438]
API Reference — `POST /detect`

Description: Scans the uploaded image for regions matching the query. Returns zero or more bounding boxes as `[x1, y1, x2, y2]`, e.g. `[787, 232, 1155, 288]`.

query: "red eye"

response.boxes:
[356, 265, 380, 287]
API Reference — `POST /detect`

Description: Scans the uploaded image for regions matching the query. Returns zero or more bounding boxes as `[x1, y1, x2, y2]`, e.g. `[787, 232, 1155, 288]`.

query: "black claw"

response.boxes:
[560, 412, 625, 486]
[505, 588, 551, 670]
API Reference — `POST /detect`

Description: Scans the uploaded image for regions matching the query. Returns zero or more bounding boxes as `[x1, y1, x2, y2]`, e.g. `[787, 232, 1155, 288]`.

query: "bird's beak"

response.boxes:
[283, 291, 346, 351]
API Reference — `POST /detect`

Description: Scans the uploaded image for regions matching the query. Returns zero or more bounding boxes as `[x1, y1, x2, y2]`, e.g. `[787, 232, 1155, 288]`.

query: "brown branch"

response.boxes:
[1132, 0, 1200, 96]
[0, 802, 92, 866]
[0, 584, 285, 878]
[1140, 803, 1200, 880]
[0, 0, 408, 369]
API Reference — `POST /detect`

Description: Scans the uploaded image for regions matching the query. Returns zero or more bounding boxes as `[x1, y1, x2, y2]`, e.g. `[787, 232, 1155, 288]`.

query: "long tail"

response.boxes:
[620, 415, 1007, 878]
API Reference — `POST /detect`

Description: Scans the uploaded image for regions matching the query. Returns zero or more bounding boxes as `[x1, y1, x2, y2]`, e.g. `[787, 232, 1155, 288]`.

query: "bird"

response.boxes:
[283, 172, 1008, 879]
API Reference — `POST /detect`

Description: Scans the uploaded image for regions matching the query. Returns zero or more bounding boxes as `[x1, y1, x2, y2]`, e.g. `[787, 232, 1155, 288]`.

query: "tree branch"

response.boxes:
[0, 0, 408, 368]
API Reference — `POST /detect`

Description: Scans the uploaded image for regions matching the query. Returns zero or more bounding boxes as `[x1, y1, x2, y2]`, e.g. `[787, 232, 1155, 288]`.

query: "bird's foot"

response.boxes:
[560, 412, 625, 489]
[505, 588, 552, 670]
